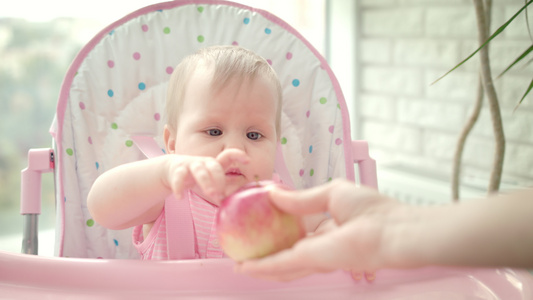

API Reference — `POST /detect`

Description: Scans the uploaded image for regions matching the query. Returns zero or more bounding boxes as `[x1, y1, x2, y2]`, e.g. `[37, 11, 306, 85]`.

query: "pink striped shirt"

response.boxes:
[132, 190, 225, 260]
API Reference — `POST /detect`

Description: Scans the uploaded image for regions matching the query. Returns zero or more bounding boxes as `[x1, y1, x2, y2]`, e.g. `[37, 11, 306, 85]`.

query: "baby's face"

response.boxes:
[169, 66, 278, 203]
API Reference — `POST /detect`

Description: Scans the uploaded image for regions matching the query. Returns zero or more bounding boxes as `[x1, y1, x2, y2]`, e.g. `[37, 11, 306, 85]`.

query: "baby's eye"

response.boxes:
[247, 132, 262, 140]
[207, 129, 222, 136]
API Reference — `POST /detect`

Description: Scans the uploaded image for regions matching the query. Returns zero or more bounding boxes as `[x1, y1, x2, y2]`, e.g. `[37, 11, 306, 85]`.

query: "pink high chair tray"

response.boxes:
[1, 251, 532, 299]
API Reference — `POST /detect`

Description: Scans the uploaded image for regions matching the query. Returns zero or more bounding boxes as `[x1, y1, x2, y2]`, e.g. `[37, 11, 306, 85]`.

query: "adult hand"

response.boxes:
[235, 179, 401, 281]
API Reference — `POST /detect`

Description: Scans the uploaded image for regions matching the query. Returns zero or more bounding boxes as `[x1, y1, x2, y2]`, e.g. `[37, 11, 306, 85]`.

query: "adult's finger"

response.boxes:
[236, 227, 345, 279]
[268, 179, 353, 216]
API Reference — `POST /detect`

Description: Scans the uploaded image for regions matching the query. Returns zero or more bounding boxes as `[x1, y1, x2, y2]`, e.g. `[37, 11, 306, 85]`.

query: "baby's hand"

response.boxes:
[165, 149, 250, 203]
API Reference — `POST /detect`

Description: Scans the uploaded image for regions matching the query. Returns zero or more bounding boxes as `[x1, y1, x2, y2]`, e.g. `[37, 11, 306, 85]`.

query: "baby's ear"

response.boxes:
[163, 125, 176, 154]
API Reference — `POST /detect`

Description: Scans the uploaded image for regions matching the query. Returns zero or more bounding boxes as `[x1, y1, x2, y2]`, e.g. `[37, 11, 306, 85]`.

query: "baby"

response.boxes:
[87, 45, 282, 259]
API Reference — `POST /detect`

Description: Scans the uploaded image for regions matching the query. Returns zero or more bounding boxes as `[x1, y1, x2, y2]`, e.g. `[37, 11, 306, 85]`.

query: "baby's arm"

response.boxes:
[87, 150, 249, 230]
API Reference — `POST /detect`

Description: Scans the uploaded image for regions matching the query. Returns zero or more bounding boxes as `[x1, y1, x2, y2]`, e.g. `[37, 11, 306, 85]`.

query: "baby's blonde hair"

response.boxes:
[165, 45, 282, 136]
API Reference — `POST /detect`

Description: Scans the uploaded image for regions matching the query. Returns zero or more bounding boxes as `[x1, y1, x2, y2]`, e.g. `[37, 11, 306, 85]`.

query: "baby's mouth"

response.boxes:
[225, 168, 244, 177]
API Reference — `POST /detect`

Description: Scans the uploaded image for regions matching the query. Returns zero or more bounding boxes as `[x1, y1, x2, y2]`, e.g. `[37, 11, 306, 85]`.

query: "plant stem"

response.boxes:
[452, 76, 484, 201]
[452, 0, 492, 201]
[473, 0, 505, 193]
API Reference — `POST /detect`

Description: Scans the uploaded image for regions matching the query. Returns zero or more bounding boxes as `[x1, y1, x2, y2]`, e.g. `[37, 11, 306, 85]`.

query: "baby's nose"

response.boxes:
[223, 135, 245, 151]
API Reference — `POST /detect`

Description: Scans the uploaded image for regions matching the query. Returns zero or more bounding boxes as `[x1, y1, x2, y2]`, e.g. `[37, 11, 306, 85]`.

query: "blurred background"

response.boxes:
[1, 0, 532, 255]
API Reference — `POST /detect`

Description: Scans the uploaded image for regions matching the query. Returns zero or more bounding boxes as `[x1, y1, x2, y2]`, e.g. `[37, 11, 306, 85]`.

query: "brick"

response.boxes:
[423, 130, 457, 161]
[361, 39, 392, 64]
[362, 66, 423, 96]
[425, 70, 478, 101]
[504, 142, 533, 178]
[487, 40, 533, 74]
[500, 75, 533, 109]
[360, 94, 396, 120]
[360, 0, 397, 7]
[399, 0, 467, 5]
[362, 120, 421, 153]
[426, 7, 477, 38]
[493, 0, 528, 4]
[471, 108, 533, 144]
[394, 39, 459, 67]
[462, 136, 495, 168]
[361, 8, 424, 37]
[502, 5, 532, 38]
[397, 98, 466, 130]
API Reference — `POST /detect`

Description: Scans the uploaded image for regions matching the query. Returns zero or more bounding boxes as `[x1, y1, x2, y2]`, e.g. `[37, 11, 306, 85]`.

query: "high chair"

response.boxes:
[3, 1, 532, 298]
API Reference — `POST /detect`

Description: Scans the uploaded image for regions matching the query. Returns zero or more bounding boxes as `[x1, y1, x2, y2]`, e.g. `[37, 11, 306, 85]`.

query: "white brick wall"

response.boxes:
[355, 1, 533, 190]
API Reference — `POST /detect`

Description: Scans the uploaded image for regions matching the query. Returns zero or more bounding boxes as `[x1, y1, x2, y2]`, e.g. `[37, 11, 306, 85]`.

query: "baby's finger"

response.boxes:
[216, 148, 250, 168]
[189, 160, 218, 198]
[170, 165, 190, 200]
[203, 159, 226, 199]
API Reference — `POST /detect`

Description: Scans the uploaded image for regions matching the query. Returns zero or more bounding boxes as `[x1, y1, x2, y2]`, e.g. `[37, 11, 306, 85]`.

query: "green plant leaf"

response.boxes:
[515, 77, 533, 110]
[497, 44, 533, 79]
[432, 0, 533, 85]
[526, 0, 533, 42]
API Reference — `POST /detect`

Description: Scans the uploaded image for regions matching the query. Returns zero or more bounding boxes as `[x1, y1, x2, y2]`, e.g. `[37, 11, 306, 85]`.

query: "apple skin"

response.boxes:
[216, 180, 306, 262]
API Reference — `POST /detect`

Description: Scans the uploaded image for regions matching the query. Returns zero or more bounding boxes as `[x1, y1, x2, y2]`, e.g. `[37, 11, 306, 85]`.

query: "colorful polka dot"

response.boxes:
[66, 148, 73, 156]
[133, 52, 141, 60]
[142, 24, 149, 32]
[309, 145, 313, 153]
[243, 17, 250, 24]
[281, 137, 287, 144]
[337, 103, 341, 109]
[109, 29, 115, 35]
[138, 82, 146, 90]
[197, 6, 204, 13]
[88, 137, 93, 144]
[166, 66, 174, 74]
[197, 35, 205, 42]
[79, 102, 85, 110]
[111, 123, 118, 130]
[292, 79, 300, 87]
[306, 110, 310, 118]
[329, 125, 334, 133]
[107, 89, 114, 97]
[125, 140, 133, 147]
[286, 52, 293, 60]
[232, 41, 239, 46]
[335, 138, 343, 145]
[265, 28, 272, 34]
[320, 97, 327, 104]
[154, 113, 161, 121]
[267, 59, 272, 65]
[163, 27, 171, 34]
[95, 162, 99, 170]
[328, 177, 332, 182]
[299, 169, 304, 176]
[107, 60, 114, 68]
[310, 169, 315, 176]
[86, 219, 94, 227]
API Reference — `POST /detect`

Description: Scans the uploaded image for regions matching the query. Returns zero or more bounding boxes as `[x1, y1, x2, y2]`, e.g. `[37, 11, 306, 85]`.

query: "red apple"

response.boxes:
[216, 180, 306, 261]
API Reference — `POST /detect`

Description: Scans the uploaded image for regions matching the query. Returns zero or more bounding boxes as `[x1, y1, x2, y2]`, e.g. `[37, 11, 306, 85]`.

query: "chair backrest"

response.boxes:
[51, 0, 354, 258]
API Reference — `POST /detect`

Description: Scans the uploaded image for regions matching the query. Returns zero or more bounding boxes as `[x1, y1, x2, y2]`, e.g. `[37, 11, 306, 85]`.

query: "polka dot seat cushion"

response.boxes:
[51, 1, 354, 258]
